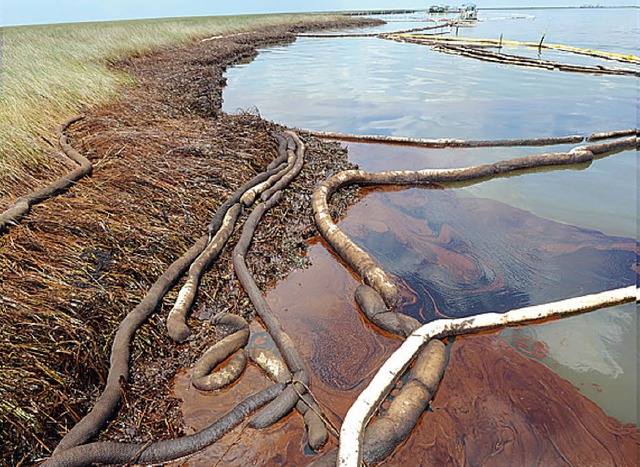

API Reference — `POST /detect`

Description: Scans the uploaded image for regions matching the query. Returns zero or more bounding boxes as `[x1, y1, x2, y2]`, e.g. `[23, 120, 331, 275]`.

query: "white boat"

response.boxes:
[460, 2, 478, 20]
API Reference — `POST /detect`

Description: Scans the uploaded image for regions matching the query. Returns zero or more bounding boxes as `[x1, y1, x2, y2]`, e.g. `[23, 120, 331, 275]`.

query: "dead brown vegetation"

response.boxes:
[0, 19, 371, 464]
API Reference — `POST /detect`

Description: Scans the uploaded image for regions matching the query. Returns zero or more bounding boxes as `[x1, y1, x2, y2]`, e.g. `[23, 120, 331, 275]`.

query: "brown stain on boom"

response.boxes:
[174, 166, 635, 464]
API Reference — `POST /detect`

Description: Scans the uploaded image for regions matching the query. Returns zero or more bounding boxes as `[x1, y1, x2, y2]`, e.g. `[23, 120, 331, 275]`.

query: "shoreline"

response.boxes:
[0, 17, 376, 463]
[0, 14, 381, 211]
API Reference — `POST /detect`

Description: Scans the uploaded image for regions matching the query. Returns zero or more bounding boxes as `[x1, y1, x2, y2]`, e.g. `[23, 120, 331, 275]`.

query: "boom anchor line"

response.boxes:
[309, 134, 636, 466]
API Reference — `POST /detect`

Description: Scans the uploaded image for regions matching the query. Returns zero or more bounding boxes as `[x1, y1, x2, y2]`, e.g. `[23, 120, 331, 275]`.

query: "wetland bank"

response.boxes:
[1, 7, 637, 466]
[0, 15, 378, 463]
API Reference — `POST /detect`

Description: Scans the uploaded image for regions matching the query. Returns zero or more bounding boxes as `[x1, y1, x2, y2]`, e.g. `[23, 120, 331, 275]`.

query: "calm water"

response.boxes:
[222, 7, 638, 428]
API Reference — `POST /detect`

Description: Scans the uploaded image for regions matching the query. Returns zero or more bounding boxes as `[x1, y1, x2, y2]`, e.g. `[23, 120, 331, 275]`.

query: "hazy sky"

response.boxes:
[2, 0, 631, 26]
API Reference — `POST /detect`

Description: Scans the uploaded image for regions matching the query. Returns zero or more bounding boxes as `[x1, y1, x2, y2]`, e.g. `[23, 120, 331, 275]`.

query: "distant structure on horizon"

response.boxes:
[428, 2, 478, 20]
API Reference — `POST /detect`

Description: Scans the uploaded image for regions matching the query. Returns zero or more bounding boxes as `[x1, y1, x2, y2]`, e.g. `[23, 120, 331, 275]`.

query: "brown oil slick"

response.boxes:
[384, 335, 637, 466]
[264, 241, 401, 396]
[173, 185, 636, 465]
[172, 243, 401, 465]
[341, 187, 636, 323]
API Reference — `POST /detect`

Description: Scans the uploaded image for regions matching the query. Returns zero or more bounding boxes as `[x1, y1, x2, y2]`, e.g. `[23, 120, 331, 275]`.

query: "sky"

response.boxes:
[2, 0, 632, 26]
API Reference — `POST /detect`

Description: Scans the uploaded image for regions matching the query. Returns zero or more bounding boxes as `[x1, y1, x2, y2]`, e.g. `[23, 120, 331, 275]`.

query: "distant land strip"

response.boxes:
[344, 5, 637, 15]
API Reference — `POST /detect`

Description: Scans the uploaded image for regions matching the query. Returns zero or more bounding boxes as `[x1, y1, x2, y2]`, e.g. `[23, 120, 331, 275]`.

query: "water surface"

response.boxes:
[183, 8, 640, 464]
[224, 9, 637, 140]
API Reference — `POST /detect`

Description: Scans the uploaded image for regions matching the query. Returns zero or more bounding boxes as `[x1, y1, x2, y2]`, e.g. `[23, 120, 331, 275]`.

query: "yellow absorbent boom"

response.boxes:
[395, 33, 640, 63]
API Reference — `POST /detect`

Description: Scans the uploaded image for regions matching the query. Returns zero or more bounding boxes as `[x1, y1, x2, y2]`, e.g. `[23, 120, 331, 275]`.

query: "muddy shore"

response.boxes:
[0, 17, 378, 463]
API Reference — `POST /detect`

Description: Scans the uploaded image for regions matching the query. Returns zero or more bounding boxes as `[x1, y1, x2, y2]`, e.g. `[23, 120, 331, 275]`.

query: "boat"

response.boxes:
[460, 2, 478, 20]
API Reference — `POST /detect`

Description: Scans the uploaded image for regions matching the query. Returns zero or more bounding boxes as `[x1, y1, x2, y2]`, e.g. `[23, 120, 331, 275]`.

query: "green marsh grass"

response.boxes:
[0, 12, 360, 461]
[0, 13, 346, 201]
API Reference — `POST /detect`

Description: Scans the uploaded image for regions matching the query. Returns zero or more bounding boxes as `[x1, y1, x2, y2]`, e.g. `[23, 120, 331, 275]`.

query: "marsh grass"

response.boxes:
[0, 14, 372, 463]
[0, 13, 346, 202]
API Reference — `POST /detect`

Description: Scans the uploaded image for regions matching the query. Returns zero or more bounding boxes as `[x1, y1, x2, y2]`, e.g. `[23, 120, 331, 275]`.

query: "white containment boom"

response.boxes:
[337, 285, 637, 466]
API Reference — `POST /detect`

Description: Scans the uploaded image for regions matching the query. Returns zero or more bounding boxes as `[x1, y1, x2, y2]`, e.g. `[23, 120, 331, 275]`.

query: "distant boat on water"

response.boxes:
[460, 2, 478, 20]
[428, 3, 478, 21]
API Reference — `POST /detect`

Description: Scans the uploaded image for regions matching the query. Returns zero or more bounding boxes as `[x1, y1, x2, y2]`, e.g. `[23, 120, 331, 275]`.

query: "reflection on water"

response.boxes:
[347, 142, 636, 238]
[226, 36, 635, 140]
[224, 10, 637, 140]
[343, 187, 635, 321]
[339, 186, 637, 424]
[501, 303, 637, 424]
[180, 7, 640, 463]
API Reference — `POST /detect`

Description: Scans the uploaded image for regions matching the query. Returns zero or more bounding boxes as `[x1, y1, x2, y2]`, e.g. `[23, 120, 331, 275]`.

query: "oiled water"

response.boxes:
[213, 7, 639, 462]
[224, 8, 637, 237]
